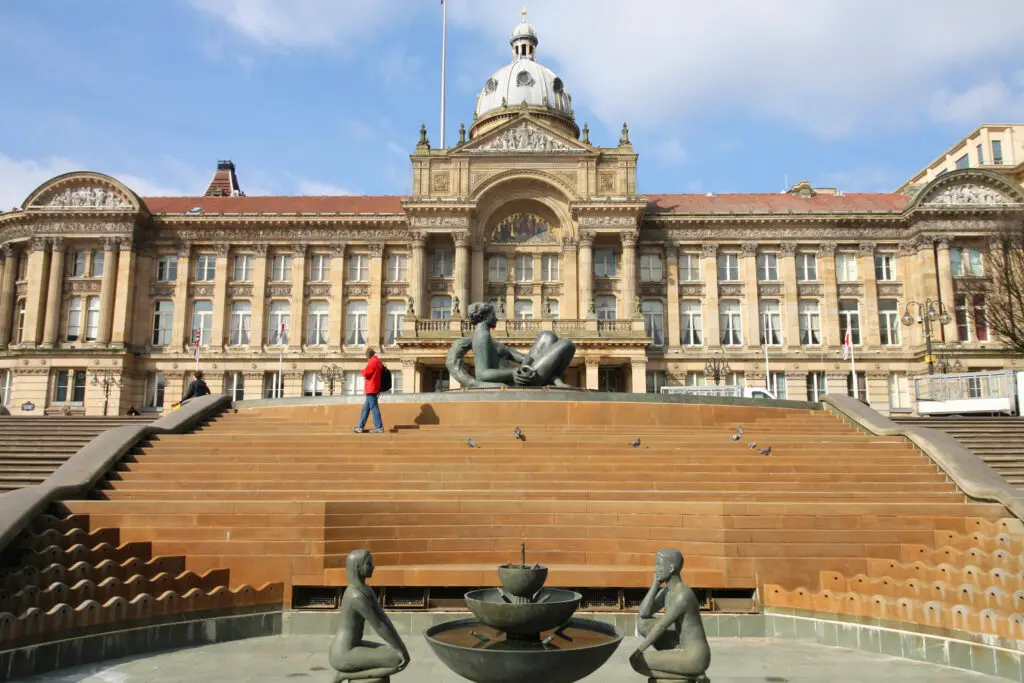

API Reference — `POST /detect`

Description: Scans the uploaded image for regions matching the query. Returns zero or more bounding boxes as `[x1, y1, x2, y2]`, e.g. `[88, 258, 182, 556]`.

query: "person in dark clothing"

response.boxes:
[126, 406, 141, 416]
[352, 348, 384, 434]
[179, 371, 211, 404]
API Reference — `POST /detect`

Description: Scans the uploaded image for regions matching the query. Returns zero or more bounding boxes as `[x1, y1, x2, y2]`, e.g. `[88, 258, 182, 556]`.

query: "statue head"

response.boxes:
[468, 301, 498, 329]
[654, 548, 684, 582]
[346, 549, 375, 583]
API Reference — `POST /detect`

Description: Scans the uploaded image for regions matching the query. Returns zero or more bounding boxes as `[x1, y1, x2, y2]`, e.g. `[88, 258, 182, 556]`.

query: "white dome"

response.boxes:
[511, 21, 536, 41]
[475, 61, 573, 120]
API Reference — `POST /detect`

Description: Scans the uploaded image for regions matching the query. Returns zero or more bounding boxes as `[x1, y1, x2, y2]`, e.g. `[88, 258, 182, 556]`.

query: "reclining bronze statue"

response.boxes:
[446, 301, 576, 388]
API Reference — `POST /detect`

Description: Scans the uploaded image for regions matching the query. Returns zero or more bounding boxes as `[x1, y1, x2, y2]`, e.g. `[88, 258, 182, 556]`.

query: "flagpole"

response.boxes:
[278, 324, 285, 398]
[439, 0, 447, 148]
[762, 313, 771, 390]
[849, 324, 857, 399]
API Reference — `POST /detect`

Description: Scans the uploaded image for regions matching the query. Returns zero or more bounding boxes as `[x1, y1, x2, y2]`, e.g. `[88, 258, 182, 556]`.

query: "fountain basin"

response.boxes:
[465, 587, 581, 636]
[424, 616, 623, 683]
[497, 563, 548, 599]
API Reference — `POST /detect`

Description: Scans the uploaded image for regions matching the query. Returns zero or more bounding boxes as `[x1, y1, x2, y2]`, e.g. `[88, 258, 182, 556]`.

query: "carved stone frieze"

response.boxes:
[265, 284, 292, 298]
[877, 282, 903, 298]
[426, 278, 453, 293]
[347, 284, 370, 297]
[664, 226, 908, 241]
[758, 283, 784, 297]
[551, 170, 577, 189]
[718, 283, 744, 297]
[594, 278, 618, 293]
[924, 183, 1014, 206]
[0, 221, 135, 245]
[171, 228, 411, 243]
[42, 186, 129, 209]
[577, 216, 637, 227]
[639, 282, 665, 296]
[190, 283, 215, 298]
[305, 284, 331, 298]
[408, 216, 469, 228]
[837, 283, 864, 298]
[541, 283, 563, 296]
[63, 279, 101, 294]
[796, 283, 823, 297]
[599, 172, 616, 192]
[486, 283, 506, 296]
[383, 284, 409, 298]
[470, 171, 492, 191]
[227, 284, 253, 298]
[474, 121, 575, 152]
[150, 284, 175, 297]
[513, 283, 534, 296]
[431, 172, 451, 193]
[679, 283, 705, 297]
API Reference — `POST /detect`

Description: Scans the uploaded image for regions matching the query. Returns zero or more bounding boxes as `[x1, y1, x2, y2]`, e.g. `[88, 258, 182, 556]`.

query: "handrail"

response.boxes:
[0, 394, 231, 554]
[822, 393, 1024, 521]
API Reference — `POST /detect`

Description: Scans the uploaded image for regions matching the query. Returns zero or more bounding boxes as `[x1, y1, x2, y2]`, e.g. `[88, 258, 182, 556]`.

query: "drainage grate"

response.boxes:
[428, 587, 473, 610]
[578, 588, 620, 611]
[383, 587, 428, 609]
[622, 589, 648, 610]
[292, 586, 340, 610]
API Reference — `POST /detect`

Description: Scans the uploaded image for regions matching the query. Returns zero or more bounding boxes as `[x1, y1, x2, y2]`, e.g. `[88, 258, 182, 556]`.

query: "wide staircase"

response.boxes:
[895, 416, 1024, 488]
[0, 416, 154, 494]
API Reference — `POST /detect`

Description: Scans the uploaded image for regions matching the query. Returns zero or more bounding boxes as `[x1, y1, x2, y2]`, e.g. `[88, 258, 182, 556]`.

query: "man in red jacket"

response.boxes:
[352, 347, 384, 433]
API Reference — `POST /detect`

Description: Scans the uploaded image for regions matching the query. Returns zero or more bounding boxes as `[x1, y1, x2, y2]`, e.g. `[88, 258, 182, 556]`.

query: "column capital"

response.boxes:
[701, 242, 718, 258]
[579, 230, 596, 248]
[453, 230, 471, 248]
[857, 241, 876, 257]
[585, 356, 601, 368]
[778, 242, 797, 257]
[30, 237, 49, 252]
[935, 236, 952, 251]
[619, 230, 638, 248]
[118, 236, 136, 252]
[368, 242, 385, 258]
[740, 241, 759, 257]
[103, 236, 121, 253]
[252, 243, 268, 257]
[50, 237, 67, 253]
[816, 241, 837, 257]
[214, 243, 231, 257]
[401, 357, 417, 369]
[292, 242, 308, 256]
[330, 242, 347, 256]
[630, 357, 647, 369]
[410, 231, 426, 248]
[562, 236, 579, 252]
[176, 241, 193, 258]
[0, 243, 12, 260]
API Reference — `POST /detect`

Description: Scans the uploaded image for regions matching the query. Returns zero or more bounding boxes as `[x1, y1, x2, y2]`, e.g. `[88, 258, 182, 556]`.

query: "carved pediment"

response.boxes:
[463, 119, 585, 154]
[923, 182, 1016, 206]
[23, 172, 140, 212]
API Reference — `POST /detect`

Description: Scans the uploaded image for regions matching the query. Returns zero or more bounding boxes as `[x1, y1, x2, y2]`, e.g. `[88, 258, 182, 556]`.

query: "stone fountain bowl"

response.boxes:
[424, 616, 623, 683]
[496, 563, 548, 599]
[465, 587, 581, 635]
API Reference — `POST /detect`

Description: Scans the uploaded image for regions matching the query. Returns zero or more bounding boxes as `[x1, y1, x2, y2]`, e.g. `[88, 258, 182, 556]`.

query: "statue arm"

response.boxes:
[635, 594, 685, 653]
[638, 584, 666, 619]
[354, 596, 409, 661]
[496, 342, 528, 364]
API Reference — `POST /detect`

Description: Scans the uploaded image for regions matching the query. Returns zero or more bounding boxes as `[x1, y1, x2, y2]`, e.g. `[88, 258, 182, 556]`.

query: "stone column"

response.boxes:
[41, 238, 67, 348]
[818, 242, 839, 348]
[410, 231, 426, 318]
[367, 243, 385, 347]
[578, 231, 595, 317]
[585, 357, 600, 390]
[470, 240, 484, 304]
[867, 371, 890, 413]
[21, 237, 51, 347]
[210, 244, 231, 350]
[0, 244, 16, 348]
[916, 238, 940, 349]
[620, 230, 638, 318]
[453, 231, 470, 318]
[785, 371, 808, 402]
[329, 243, 346, 350]
[561, 237, 579, 318]
[289, 243, 307, 349]
[741, 241, 760, 349]
[665, 244, 680, 349]
[897, 241, 922, 348]
[630, 357, 647, 393]
[171, 243, 192, 350]
[110, 237, 137, 348]
[249, 244, 267, 349]
[779, 243, 800, 350]
[935, 237, 957, 343]
[96, 237, 120, 346]
[826, 371, 850, 399]
[859, 242, 881, 348]
[702, 243, 720, 348]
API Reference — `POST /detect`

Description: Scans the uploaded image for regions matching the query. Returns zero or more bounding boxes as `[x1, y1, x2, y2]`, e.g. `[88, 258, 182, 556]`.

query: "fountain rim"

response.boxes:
[423, 616, 624, 653]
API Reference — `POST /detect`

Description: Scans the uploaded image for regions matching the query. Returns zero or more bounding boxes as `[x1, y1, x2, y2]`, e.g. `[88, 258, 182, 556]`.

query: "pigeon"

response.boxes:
[467, 438, 479, 448]
[730, 434, 741, 441]
[749, 442, 757, 449]
[737, 425, 744, 436]
[759, 446, 772, 456]
[630, 438, 642, 448]
[514, 426, 525, 441]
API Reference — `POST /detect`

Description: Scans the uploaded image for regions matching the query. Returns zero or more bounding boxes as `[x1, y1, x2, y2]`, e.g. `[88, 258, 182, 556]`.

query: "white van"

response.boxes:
[660, 385, 777, 400]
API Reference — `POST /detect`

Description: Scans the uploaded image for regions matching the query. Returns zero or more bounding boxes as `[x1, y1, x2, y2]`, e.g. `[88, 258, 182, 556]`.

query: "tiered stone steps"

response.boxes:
[894, 416, 1024, 487]
[0, 417, 154, 493]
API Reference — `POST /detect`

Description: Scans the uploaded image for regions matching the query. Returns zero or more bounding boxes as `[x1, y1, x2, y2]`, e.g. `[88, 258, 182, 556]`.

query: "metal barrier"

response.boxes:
[913, 370, 1018, 415]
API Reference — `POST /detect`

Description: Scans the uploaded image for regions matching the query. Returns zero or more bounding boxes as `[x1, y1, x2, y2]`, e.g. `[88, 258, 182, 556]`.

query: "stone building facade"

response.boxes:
[0, 18, 1022, 416]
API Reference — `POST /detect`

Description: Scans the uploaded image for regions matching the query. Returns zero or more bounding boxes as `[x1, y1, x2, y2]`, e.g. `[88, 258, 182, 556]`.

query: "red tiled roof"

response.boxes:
[143, 195, 406, 215]
[645, 192, 911, 214]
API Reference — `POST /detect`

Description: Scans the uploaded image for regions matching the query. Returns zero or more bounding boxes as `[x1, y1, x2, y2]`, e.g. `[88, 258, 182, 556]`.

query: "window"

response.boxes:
[307, 301, 329, 345]
[646, 370, 667, 394]
[229, 301, 252, 346]
[595, 295, 617, 320]
[956, 295, 971, 341]
[515, 254, 533, 282]
[879, 299, 900, 346]
[642, 300, 665, 346]
[430, 296, 452, 320]
[224, 372, 245, 401]
[973, 294, 989, 341]
[84, 297, 100, 341]
[874, 253, 896, 281]
[53, 369, 87, 405]
[144, 372, 166, 410]
[993, 140, 1003, 164]
[684, 371, 705, 387]
[156, 255, 178, 282]
[759, 300, 782, 346]
[348, 254, 369, 282]
[152, 301, 174, 346]
[263, 372, 284, 399]
[806, 371, 827, 402]
[271, 254, 292, 282]
[594, 250, 616, 277]
[303, 371, 325, 397]
[14, 299, 26, 344]
[679, 253, 700, 281]
[847, 371, 867, 401]
[719, 300, 742, 345]
[756, 253, 777, 281]
[308, 254, 330, 282]
[977, 144, 985, 165]
[950, 247, 983, 277]
[268, 301, 290, 345]
[194, 255, 216, 282]
[725, 372, 745, 388]
[67, 296, 83, 342]
[835, 253, 858, 282]
[544, 299, 559, 319]
[717, 254, 739, 281]
[68, 251, 87, 277]
[640, 254, 663, 282]
[90, 250, 105, 277]
[514, 299, 534, 320]
[0, 369, 12, 406]
[386, 254, 408, 282]
[431, 249, 453, 277]
[839, 300, 861, 345]
[233, 255, 252, 282]
[541, 254, 559, 281]
[191, 300, 213, 346]
[680, 300, 702, 346]
[768, 372, 787, 400]
[798, 300, 821, 345]
[955, 154, 969, 170]
[796, 253, 817, 281]
[344, 371, 365, 395]
[346, 300, 368, 344]
[387, 370, 403, 394]
[488, 255, 507, 282]
[888, 373, 909, 411]
[385, 301, 405, 345]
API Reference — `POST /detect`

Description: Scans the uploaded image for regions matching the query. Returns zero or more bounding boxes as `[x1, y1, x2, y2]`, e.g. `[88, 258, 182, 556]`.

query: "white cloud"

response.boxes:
[0, 154, 80, 210]
[295, 179, 357, 196]
[930, 78, 1024, 125]
[655, 139, 688, 165]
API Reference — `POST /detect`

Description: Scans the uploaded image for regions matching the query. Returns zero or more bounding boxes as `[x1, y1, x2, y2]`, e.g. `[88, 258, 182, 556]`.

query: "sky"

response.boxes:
[1, 0, 1023, 210]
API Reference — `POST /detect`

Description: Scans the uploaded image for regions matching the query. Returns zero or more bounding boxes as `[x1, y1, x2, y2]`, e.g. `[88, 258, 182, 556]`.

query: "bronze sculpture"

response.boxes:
[446, 301, 576, 388]
[629, 549, 711, 682]
[329, 550, 410, 682]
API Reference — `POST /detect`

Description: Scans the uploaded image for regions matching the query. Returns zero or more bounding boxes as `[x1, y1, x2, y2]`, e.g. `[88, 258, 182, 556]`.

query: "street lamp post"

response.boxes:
[901, 299, 952, 375]
[319, 364, 345, 396]
[934, 348, 964, 375]
[704, 354, 732, 386]
[90, 369, 121, 417]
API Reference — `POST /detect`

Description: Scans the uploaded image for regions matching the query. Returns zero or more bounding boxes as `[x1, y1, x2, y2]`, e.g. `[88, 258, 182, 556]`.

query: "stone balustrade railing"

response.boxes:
[401, 316, 649, 344]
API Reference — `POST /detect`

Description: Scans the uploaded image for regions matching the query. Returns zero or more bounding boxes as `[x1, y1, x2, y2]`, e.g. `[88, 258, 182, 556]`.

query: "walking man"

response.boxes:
[172, 370, 211, 409]
[352, 348, 384, 434]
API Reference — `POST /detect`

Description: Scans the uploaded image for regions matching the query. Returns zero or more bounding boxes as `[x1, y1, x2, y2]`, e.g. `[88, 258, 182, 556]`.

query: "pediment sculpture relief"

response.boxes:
[491, 212, 557, 244]
[476, 122, 574, 152]
[925, 183, 1013, 206]
[44, 186, 129, 209]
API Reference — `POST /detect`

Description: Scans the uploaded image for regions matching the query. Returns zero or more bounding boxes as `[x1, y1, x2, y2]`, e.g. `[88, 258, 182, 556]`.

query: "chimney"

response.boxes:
[204, 160, 243, 197]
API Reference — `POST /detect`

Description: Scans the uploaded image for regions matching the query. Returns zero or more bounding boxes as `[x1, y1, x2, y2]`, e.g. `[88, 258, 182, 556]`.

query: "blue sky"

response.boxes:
[1, 0, 1022, 209]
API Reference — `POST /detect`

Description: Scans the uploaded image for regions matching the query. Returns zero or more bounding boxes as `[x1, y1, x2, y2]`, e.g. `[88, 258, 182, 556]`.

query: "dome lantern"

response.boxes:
[511, 8, 538, 61]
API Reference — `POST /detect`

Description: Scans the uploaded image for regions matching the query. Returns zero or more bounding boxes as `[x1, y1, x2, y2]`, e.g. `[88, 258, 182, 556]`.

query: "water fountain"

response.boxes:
[424, 545, 623, 683]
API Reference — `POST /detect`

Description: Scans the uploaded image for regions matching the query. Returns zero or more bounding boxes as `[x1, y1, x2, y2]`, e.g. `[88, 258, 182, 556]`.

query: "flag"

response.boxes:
[279, 322, 287, 346]
[192, 329, 201, 360]
[842, 326, 853, 361]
